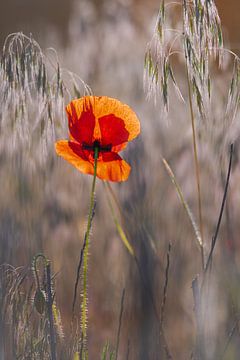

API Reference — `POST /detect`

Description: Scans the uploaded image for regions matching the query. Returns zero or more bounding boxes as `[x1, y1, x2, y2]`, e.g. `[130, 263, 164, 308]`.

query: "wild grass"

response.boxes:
[1, 1, 240, 359]
[0, 32, 91, 168]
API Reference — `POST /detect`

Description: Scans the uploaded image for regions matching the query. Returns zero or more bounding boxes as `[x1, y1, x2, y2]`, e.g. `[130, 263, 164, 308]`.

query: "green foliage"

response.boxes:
[101, 342, 115, 360]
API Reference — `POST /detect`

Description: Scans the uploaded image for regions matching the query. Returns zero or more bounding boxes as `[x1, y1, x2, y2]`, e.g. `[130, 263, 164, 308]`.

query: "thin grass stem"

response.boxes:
[104, 182, 135, 257]
[162, 158, 202, 250]
[203, 144, 234, 276]
[186, 65, 205, 270]
[160, 243, 171, 328]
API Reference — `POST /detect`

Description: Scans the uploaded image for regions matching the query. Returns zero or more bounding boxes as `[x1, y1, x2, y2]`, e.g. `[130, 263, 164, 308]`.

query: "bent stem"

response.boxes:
[186, 67, 205, 270]
[81, 147, 98, 355]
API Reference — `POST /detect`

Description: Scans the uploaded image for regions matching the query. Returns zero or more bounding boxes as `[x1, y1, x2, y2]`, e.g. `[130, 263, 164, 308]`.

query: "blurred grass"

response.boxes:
[1, 1, 240, 359]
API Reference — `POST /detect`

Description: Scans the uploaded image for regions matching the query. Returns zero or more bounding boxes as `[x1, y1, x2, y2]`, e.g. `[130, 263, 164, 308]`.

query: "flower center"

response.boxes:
[93, 140, 101, 151]
[82, 141, 112, 154]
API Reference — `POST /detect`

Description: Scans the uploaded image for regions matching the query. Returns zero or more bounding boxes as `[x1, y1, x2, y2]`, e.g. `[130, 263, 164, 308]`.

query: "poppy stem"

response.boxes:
[81, 146, 99, 354]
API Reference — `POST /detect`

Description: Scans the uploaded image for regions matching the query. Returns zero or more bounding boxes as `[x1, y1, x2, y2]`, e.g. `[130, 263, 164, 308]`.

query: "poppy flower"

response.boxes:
[55, 96, 140, 182]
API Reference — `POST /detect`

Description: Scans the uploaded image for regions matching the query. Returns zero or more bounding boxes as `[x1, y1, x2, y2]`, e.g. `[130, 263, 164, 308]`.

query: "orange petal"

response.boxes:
[55, 140, 130, 182]
[55, 140, 94, 176]
[97, 152, 131, 182]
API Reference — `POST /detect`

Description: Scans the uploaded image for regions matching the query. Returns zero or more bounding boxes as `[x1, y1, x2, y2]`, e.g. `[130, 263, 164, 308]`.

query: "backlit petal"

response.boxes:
[96, 152, 131, 182]
[57, 96, 140, 182]
[55, 140, 130, 182]
[98, 114, 129, 151]
[69, 96, 140, 146]
[66, 96, 140, 150]
[92, 96, 140, 142]
[55, 140, 94, 176]
[66, 98, 95, 144]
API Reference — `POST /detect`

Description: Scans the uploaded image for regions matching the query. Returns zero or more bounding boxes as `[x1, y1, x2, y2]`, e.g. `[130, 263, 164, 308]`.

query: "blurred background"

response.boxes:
[1, 0, 240, 359]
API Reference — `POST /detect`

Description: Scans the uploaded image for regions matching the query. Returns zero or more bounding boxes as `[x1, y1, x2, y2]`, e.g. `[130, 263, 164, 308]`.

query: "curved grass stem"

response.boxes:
[81, 147, 98, 354]
[186, 67, 205, 270]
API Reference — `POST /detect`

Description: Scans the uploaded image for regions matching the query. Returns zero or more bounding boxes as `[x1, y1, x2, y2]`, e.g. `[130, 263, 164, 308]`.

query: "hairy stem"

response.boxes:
[81, 147, 98, 353]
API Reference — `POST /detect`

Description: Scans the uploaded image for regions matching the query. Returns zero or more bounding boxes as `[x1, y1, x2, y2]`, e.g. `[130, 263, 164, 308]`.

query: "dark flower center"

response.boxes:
[82, 141, 112, 154]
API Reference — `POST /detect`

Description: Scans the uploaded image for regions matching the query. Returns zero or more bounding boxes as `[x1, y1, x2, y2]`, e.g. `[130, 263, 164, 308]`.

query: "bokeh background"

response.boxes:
[1, 0, 240, 359]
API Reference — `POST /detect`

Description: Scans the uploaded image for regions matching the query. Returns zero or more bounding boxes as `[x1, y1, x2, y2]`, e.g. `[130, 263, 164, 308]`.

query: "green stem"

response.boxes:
[81, 147, 98, 353]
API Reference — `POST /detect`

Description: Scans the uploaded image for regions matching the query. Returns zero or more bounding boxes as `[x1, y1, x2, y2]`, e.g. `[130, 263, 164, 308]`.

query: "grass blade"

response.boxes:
[162, 157, 203, 251]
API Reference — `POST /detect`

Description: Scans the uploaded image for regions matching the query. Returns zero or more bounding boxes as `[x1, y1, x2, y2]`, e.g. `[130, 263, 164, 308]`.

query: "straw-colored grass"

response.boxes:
[1, 1, 240, 359]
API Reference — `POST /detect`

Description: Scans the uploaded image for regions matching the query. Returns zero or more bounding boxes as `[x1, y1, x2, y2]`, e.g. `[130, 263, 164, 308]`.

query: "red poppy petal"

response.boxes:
[96, 152, 131, 182]
[66, 98, 95, 144]
[98, 114, 129, 149]
[55, 140, 94, 175]
[92, 96, 140, 142]
[66, 96, 140, 151]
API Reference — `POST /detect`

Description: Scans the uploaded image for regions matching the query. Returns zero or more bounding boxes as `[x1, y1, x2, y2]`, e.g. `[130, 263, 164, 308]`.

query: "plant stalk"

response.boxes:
[46, 262, 57, 360]
[186, 67, 205, 270]
[81, 147, 98, 353]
